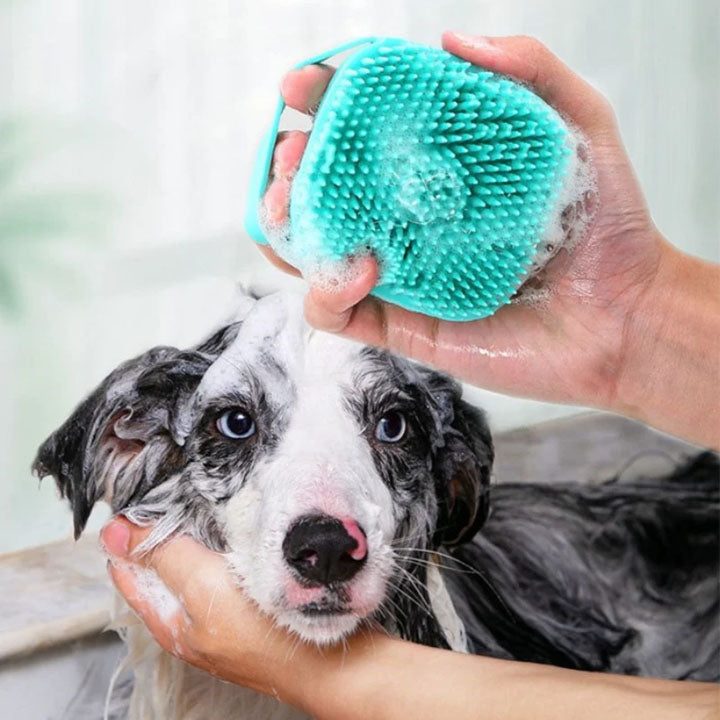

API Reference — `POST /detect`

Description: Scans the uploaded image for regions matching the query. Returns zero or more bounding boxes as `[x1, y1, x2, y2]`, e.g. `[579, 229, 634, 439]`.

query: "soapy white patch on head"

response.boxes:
[221, 284, 262, 326]
[191, 293, 306, 424]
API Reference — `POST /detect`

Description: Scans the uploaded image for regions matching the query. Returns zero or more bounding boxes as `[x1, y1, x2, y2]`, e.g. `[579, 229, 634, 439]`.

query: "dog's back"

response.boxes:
[445, 452, 720, 680]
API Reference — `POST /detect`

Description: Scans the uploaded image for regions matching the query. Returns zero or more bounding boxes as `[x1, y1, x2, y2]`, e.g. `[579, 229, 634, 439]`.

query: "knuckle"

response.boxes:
[516, 35, 550, 59]
[596, 92, 617, 122]
[505, 35, 553, 88]
[585, 88, 618, 133]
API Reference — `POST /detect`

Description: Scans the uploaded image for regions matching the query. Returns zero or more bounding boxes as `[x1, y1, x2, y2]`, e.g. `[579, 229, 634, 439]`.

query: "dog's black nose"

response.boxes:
[283, 514, 367, 586]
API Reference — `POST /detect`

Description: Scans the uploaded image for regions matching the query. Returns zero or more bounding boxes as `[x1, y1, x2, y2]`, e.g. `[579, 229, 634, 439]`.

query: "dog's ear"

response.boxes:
[32, 342, 220, 539]
[429, 377, 494, 548]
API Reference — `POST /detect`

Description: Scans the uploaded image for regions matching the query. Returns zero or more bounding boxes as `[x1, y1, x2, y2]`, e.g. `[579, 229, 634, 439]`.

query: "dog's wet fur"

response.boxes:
[34, 291, 719, 718]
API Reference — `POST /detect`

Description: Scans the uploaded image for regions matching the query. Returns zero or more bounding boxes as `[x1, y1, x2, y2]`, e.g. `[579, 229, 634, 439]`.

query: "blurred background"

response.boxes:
[1, 0, 718, 554]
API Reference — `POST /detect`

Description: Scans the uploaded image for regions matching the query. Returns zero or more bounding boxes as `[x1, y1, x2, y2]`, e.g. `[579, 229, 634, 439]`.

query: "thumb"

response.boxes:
[304, 255, 378, 332]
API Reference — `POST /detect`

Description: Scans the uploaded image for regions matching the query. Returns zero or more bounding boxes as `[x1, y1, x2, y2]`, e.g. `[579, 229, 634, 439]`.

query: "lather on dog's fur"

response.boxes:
[34, 291, 719, 719]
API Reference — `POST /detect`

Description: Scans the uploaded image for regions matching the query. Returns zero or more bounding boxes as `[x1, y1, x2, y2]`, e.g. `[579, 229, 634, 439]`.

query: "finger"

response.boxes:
[260, 130, 307, 250]
[270, 130, 308, 179]
[102, 518, 228, 604]
[441, 31, 615, 138]
[101, 515, 137, 556]
[256, 243, 302, 278]
[262, 176, 292, 226]
[108, 560, 187, 657]
[304, 256, 379, 332]
[280, 64, 335, 114]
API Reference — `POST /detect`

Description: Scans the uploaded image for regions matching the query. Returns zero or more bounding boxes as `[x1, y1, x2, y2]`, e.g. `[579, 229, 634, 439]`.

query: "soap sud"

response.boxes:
[130, 563, 184, 625]
[511, 281, 552, 309]
[260, 186, 374, 294]
[258, 177, 326, 276]
[258, 170, 293, 247]
[194, 293, 304, 411]
[530, 124, 598, 271]
[513, 123, 598, 310]
[306, 251, 373, 293]
[383, 133, 467, 227]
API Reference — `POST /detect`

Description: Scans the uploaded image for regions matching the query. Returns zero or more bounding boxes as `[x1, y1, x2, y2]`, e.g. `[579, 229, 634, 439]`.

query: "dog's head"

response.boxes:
[34, 291, 493, 645]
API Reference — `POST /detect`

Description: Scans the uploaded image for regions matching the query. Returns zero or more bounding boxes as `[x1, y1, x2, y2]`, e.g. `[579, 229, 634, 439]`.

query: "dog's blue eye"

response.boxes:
[375, 411, 407, 443]
[216, 409, 255, 439]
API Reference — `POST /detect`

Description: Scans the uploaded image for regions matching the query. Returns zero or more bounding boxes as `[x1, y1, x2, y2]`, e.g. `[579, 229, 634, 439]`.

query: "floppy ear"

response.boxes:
[33, 345, 214, 539]
[432, 384, 494, 548]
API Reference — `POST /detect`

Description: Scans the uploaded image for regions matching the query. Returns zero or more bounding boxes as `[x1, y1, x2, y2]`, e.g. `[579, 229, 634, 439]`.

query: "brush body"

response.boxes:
[247, 38, 578, 321]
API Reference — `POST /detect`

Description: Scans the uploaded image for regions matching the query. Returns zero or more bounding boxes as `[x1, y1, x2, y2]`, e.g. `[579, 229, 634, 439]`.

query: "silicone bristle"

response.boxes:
[285, 39, 574, 321]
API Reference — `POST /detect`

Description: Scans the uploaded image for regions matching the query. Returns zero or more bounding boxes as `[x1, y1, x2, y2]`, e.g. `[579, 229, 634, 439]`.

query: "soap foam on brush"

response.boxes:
[257, 38, 597, 318]
[532, 130, 597, 260]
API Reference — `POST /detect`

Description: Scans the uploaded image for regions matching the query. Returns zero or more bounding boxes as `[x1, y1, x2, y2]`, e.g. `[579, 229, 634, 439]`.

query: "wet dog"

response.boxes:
[34, 291, 719, 719]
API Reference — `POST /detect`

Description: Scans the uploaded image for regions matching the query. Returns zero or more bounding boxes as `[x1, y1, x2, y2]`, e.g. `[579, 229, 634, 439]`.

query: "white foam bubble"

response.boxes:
[511, 282, 552, 309]
[381, 130, 468, 228]
[260, 180, 375, 295]
[306, 249, 374, 293]
[260, 175, 331, 280]
[511, 124, 598, 311]
[131, 564, 184, 624]
[528, 124, 598, 274]
[258, 184, 291, 248]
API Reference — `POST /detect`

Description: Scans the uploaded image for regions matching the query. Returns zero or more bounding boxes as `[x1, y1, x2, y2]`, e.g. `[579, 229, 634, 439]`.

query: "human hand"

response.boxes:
[258, 31, 666, 413]
[100, 516, 323, 706]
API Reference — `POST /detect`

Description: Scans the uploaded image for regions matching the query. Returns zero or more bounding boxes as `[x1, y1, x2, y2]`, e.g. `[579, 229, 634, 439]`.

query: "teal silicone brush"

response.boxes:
[245, 37, 582, 321]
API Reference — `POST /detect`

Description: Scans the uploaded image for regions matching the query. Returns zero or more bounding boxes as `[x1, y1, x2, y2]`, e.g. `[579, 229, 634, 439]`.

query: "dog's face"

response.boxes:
[34, 292, 492, 645]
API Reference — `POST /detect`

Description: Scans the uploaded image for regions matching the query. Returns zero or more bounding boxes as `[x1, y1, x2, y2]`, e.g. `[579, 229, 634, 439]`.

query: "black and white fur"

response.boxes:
[34, 291, 719, 719]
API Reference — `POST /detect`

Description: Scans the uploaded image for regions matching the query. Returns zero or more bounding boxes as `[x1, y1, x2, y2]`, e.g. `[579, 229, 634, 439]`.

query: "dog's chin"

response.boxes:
[275, 607, 363, 645]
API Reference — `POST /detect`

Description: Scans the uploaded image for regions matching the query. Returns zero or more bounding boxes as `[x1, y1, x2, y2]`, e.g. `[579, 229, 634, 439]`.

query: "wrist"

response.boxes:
[612, 236, 720, 447]
[288, 631, 403, 720]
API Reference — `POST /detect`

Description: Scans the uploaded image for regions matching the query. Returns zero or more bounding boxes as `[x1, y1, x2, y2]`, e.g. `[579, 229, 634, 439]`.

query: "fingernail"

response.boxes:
[102, 519, 130, 557]
[449, 32, 502, 55]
